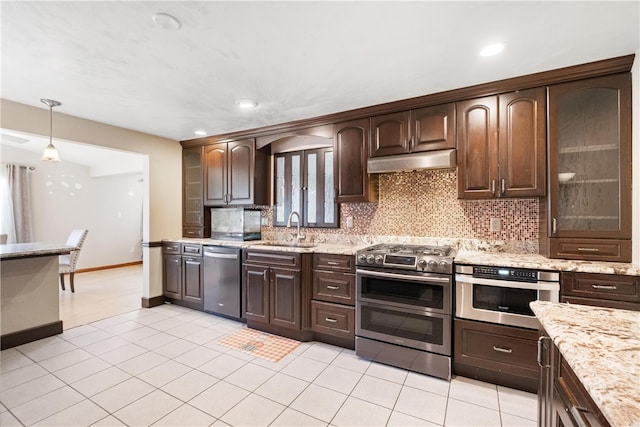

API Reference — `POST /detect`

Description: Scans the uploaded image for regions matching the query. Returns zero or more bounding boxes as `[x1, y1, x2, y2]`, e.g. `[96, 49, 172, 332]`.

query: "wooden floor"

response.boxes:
[59, 264, 143, 330]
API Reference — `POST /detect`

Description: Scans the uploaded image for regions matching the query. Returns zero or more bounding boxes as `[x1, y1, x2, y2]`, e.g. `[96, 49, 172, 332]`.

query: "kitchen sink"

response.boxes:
[254, 241, 317, 248]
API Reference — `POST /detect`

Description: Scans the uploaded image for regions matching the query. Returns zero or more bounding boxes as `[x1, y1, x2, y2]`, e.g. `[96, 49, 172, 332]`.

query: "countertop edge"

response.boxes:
[0, 243, 73, 260]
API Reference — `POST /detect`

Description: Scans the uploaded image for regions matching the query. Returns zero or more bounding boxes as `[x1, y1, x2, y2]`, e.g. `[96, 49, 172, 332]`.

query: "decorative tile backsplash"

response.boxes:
[262, 169, 540, 245]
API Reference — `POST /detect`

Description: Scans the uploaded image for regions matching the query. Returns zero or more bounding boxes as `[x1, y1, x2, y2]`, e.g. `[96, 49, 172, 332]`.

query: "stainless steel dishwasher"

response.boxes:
[203, 246, 242, 319]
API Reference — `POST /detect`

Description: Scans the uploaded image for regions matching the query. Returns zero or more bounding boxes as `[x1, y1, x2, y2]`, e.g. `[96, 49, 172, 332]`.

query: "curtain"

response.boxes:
[0, 164, 34, 243]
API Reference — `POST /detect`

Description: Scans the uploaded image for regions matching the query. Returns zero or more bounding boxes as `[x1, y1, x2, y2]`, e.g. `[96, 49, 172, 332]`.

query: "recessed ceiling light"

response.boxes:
[235, 99, 259, 109]
[480, 43, 504, 57]
[151, 12, 181, 31]
[194, 130, 207, 136]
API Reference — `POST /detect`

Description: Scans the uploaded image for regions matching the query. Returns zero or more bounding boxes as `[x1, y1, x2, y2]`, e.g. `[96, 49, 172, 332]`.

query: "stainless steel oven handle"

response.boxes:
[455, 274, 559, 291]
[358, 269, 451, 284]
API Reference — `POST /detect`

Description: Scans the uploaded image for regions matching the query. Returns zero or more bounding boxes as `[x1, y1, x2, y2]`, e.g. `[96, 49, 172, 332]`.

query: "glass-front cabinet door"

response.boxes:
[274, 148, 338, 228]
[546, 73, 631, 261]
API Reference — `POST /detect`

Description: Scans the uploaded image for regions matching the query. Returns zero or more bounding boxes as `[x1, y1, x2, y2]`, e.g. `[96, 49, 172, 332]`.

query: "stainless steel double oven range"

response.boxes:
[355, 243, 456, 381]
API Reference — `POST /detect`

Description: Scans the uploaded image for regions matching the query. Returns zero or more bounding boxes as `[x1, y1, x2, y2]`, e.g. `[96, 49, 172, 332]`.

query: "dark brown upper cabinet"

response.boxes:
[457, 87, 546, 199]
[543, 73, 631, 262]
[204, 138, 270, 207]
[369, 103, 456, 158]
[333, 118, 378, 203]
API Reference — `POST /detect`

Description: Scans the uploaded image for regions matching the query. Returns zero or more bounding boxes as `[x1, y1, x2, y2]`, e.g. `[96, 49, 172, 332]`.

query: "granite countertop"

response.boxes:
[531, 301, 640, 426]
[456, 249, 640, 276]
[165, 238, 367, 255]
[0, 242, 73, 260]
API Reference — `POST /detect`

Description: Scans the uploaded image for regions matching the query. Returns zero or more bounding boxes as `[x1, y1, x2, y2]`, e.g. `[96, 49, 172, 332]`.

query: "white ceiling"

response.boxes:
[2, 1, 639, 143]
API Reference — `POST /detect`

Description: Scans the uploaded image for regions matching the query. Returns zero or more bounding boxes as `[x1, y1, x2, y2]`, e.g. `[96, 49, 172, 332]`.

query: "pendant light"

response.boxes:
[41, 98, 62, 162]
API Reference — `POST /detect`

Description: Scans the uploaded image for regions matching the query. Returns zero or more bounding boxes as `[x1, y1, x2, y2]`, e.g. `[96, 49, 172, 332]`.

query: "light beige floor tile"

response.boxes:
[449, 376, 499, 411]
[300, 342, 343, 363]
[0, 411, 22, 426]
[0, 351, 34, 374]
[330, 349, 372, 373]
[53, 357, 111, 384]
[161, 370, 218, 401]
[99, 342, 147, 364]
[153, 403, 216, 426]
[387, 411, 440, 426]
[150, 316, 189, 332]
[15, 336, 64, 354]
[0, 402, 6, 412]
[102, 320, 144, 336]
[60, 324, 100, 340]
[66, 330, 114, 348]
[90, 377, 155, 413]
[118, 325, 161, 342]
[280, 355, 328, 382]
[91, 415, 127, 426]
[174, 346, 221, 368]
[0, 373, 65, 409]
[404, 371, 451, 396]
[313, 365, 362, 395]
[197, 353, 247, 379]
[71, 366, 131, 397]
[137, 332, 180, 350]
[220, 393, 285, 427]
[331, 396, 392, 427]
[255, 372, 309, 406]
[498, 385, 538, 421]
[19, 340, 78, 362]
[501, 412, 538, 427]
[137, 360, 192, 388]
[113, 389, 182, 426]
[224, 362, 275, 391]
[33, 398, 108, 426]
[0, 363, 48, 391]
[118, 351, 168, 376]
[290, 384, 347, 423]
[153, 338, 199, 359]
[188, 381, 249, 418]
[271, 408, 328, 427]
[182, 327, 225, 345]
[394, 386, 448, 425]
[351, 374, 402, 408]
[249, 350, 298, 372]
[11, 385, 84, 426]
[83, 336, 130, 356]
[135, 312, 174, 326]
[444, 398, 502, 426]
[365, 362, 408, 384]
[38, 348, 93, 372]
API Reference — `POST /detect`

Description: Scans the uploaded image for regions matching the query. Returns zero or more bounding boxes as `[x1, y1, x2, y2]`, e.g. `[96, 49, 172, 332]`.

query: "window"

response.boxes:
[274, 148, 338, 228]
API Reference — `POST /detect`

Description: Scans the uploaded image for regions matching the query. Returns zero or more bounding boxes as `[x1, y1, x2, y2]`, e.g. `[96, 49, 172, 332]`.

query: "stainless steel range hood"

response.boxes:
[367, 149, 457, 174]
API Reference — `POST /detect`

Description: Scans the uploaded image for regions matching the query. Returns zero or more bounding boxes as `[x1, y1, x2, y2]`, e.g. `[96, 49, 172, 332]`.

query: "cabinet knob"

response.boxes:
[491, 179, 496, 195]
[501, 178, 506, 195]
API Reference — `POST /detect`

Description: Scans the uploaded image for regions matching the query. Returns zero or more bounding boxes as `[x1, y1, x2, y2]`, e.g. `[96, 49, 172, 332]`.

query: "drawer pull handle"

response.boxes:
[592, 284, 617, 290]
[492, 346, 513, 354]
[325, 317, 338, 323]
[498, 305, 510, 311]
[218, 303, 224, 307]
[577, 247, 599, 252]
[327, 261, 340, 265]
[326, 285, 340, 290]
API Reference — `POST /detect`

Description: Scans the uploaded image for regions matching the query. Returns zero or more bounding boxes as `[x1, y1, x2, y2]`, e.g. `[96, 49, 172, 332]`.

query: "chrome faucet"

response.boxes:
[286, 211, 306, 243]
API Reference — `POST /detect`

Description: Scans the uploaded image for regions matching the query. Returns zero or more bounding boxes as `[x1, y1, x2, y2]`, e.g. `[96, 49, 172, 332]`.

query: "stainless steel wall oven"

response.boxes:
[355, 244, 455, 380]
[455, 265, 560, 329]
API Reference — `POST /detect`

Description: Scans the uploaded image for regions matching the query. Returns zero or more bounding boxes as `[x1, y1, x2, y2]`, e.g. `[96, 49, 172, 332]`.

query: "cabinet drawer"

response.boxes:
[182, 243, 202, 256]
[454, 319, 538, 379]
[163, 241, 181, 254]
[561, 272, 640, 305]
[243, 250, 300, 268]
[311, 301, 354, 339]
[183, 227, 205, 238]
[549, 238, 631, 262]
[313, 254, 355, 272]
[313, 271, 355, 305]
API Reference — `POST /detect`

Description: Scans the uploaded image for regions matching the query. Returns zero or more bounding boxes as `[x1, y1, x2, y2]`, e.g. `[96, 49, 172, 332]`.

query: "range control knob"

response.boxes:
[427, 260, 438, 271]
[357, 254, 367, 264]
[374, 255, 384, 265]
[366, 255, 375, 264]
[439, 261, 449, 271]
[417, 259, 427, 270]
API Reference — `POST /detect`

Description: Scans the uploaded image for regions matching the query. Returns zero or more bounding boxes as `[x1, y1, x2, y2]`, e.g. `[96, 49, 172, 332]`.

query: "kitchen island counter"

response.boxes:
[1, 242, 72, 349]
[531, 301, 640, 426]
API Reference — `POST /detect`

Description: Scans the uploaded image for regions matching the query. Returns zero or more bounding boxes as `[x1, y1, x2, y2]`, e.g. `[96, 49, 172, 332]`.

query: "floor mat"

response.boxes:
[216, 328, 301, 362]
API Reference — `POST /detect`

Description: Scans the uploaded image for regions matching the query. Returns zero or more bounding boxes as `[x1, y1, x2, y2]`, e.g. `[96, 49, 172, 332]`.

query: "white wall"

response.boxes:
[1, 99, 182, 298]
[632, 50, 639, 265]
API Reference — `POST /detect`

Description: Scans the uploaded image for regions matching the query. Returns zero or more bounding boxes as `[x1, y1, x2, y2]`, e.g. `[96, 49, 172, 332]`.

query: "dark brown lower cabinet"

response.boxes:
[453, 318, 538, 393]
[162, 242, 203, 310]
[242, 250, 313, 341]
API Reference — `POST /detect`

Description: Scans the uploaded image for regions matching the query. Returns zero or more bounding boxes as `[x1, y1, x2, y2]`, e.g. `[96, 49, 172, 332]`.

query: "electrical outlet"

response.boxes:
[489, 217, 502, 232]
[346, 216, 354, 229]
[261, 216, 269, 226]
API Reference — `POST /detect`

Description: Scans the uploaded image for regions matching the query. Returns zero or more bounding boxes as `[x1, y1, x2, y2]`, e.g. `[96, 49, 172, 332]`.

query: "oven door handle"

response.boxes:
[455, 274, 559, 291]
[357, 269, 451, 284]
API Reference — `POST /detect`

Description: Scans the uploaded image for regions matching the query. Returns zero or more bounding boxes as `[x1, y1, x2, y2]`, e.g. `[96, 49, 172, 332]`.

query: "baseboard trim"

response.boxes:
[142, 295, 165, 308]
[1, 321, 63, 350]
[76, 261, 142, 274]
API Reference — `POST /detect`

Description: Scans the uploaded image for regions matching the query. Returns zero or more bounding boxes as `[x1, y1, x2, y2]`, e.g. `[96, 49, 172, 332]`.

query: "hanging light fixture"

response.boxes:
[41, 98, 62, 162]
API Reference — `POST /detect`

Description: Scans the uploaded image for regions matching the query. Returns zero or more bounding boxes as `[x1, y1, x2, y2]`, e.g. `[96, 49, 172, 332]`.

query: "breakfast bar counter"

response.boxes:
[1, 242, 72, 349]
